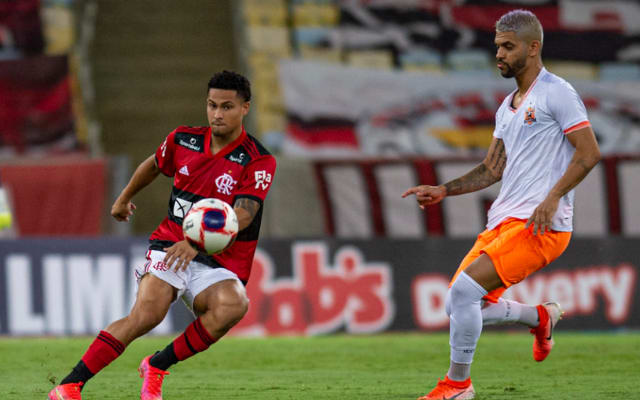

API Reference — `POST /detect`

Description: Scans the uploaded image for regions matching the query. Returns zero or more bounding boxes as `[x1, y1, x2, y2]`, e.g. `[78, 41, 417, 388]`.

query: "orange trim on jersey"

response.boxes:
[508, 73, 541, 113]
[563, 120, 591, 134]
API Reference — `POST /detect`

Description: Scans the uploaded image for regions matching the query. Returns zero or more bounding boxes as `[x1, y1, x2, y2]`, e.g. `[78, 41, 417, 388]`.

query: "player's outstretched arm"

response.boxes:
[445, 137, 506, 196]
[111, 154, 161, 222]
[402, 138, 506, 209]
[526, 126, 600, 235]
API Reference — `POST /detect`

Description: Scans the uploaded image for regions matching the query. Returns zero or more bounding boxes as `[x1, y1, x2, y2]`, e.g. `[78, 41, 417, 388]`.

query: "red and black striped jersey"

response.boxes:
[149, 125, 276, 283]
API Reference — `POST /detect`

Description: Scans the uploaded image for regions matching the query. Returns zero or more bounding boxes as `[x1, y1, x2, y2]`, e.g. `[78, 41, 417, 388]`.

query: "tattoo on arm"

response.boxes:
[444, 164, 500, 196]
[444, 139, 506, 196]
[486, 139, 507, 178]
[234, 197, 261, 221]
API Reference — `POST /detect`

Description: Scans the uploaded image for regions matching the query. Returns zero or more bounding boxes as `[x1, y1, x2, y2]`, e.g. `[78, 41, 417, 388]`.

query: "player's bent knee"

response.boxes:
[206, 291, 249, 333]
[220, 290, 249, 321]
[449, 278, 468, 306]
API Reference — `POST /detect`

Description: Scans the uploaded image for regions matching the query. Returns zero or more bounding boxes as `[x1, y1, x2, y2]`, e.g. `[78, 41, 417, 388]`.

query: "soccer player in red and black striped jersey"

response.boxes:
[48, 71, 276, 400]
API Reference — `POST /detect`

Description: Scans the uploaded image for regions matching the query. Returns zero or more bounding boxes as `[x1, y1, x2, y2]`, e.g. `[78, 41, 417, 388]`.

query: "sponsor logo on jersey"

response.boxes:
[215, 173, 237, 195]
[229, 153, 245, 164]
[178, 139, 202, 152]
[524, 106, 536, 126]
[178, 165, 190, 176]
[173, 197, 193, 218]
[254, 170, 272, 190]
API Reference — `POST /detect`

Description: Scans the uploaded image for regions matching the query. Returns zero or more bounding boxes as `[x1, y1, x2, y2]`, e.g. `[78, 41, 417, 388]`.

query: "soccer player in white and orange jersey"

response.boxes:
[403, 10, 601, 400]
[48, 71, 276, 400]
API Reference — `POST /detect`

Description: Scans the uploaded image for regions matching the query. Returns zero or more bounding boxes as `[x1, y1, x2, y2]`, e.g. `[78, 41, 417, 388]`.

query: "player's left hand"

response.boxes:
[163, 240, 198, 272]
[525, 195, 560, 235]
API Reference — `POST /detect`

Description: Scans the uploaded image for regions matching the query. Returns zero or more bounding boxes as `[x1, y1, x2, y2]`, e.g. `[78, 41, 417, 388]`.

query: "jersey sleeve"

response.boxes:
[493, 107, 504, 139]
[155, 130, 177, 177]
[547, 81, 591, 135]
[234, 155, 277, 202]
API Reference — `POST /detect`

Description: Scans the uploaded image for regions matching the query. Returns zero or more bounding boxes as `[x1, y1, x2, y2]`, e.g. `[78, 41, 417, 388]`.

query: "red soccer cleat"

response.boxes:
[417, 376, 475, 400]
[48, 382, 83, 400]
[139, 355, 169, 400]
[531, 302, 563, 362]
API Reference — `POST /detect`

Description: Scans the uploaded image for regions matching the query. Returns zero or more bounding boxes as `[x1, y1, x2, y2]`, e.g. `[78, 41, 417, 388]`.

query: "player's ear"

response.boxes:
[242, 101, 250, 116]
[529, 39, 542, 57]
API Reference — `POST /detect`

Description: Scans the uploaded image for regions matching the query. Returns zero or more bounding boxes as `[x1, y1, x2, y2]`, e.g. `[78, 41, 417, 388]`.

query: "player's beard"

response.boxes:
[499, 52, 527, 78]
[211, 124, 232, 137]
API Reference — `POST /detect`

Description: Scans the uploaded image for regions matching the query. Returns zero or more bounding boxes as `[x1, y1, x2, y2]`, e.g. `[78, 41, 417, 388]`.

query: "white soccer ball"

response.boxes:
[182, 198, 238, 255]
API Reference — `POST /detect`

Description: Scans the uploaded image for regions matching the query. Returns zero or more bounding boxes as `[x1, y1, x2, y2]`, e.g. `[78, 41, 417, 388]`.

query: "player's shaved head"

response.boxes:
[496, 10, 543, 47]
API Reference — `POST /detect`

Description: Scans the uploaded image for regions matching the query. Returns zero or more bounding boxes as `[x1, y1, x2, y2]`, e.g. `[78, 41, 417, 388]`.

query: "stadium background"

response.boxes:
[0, 0, 638, 336]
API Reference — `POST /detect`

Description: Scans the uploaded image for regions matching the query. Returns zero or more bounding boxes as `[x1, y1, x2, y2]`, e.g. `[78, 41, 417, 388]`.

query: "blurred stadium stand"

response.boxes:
[1, 0, 639, 239]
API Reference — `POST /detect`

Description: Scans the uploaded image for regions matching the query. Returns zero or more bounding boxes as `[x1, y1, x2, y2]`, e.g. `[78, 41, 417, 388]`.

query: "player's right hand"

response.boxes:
[163, 240, 198, 272]
[111, 200, 136, 222]
[401, 185, 447, 209]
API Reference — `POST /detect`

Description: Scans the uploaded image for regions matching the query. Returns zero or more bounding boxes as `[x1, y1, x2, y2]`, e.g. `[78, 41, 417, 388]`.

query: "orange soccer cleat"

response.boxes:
[48, 382, 83, 400]
[531, 302, 563, 362]
[418, 376, 475, 400]
[139, 355, 170, 400]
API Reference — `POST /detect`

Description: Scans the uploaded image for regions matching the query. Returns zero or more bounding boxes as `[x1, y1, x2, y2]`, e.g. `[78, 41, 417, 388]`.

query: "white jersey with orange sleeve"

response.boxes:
[486, 67, 591, 232]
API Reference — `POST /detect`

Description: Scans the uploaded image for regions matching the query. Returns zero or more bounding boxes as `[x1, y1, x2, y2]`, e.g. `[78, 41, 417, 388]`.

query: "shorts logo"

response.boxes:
[215, 173, 237, 195]
[254, 170, 272, 190]
[173, 197, 193, 218]
[524, 106, 536, 126]
[151, 260, 169, 272]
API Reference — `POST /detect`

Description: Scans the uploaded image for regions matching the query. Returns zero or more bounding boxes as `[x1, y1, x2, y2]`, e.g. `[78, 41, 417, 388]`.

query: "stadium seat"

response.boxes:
[599, 62, 640, 81]
[445, 49, 493, 76]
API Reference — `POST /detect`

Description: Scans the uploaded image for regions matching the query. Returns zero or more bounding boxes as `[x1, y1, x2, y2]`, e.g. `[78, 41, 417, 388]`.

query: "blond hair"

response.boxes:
[496, 9, 543, 46]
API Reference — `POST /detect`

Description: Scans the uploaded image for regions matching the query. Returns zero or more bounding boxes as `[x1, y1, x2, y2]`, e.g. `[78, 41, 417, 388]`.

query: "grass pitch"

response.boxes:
[2, 332, 638, 399]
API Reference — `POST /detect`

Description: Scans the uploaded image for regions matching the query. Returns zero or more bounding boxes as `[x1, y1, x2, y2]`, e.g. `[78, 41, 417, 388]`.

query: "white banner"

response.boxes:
[279, 60, 640, 158]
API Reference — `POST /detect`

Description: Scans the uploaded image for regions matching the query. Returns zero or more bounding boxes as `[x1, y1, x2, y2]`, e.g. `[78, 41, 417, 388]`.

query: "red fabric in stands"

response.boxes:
[0, 157, 105, 235]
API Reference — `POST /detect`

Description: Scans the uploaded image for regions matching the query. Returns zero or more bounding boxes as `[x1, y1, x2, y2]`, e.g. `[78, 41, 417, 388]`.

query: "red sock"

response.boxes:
[173, 317, 217, 361]
[81, 330, 125, 374]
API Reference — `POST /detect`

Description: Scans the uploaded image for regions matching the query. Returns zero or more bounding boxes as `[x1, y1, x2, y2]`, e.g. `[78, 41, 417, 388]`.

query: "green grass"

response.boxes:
[2, 332, 639, 399]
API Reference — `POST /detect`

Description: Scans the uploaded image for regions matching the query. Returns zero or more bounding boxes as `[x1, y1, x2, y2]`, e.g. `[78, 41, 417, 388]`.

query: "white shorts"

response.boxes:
[135, 249, 241, 312]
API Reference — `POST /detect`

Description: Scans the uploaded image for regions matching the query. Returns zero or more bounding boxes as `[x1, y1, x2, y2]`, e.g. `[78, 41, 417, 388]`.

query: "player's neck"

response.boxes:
[515, 62, 543, 96]
[210, 127, 243, 154]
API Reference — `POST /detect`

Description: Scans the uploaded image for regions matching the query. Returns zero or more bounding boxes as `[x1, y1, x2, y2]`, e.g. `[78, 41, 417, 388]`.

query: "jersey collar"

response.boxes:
[508, 67, 546, 113]
[206, 126, 247, 159]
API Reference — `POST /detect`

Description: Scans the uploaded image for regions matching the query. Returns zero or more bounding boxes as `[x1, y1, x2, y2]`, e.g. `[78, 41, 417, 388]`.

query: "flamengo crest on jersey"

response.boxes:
[215, 173, 237, 195]
[487, 68, 590, 232]
[150, 126, 276, 282]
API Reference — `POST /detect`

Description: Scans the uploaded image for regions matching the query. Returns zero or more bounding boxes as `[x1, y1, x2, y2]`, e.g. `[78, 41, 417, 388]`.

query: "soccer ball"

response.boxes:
[182, 198, 238, 255]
